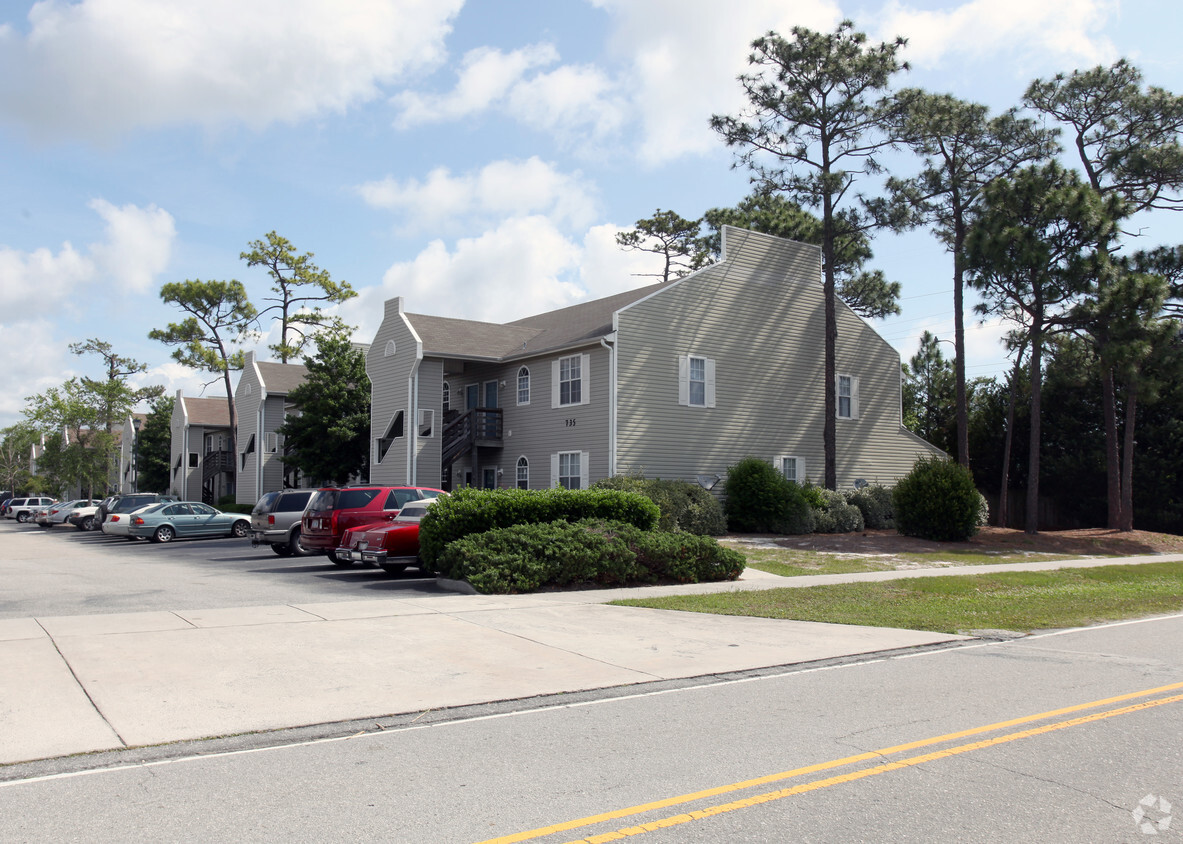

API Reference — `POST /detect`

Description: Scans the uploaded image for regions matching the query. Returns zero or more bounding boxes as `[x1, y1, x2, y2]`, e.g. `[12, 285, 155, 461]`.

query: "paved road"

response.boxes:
[2, 613, 1180, 842]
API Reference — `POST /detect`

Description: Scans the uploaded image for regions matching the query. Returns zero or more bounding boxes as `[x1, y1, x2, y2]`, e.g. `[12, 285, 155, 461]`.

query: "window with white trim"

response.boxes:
[376, 411, 404, 463]
[678, 355, 716, 407]
[384, 340, 396, 356]
[516, 456, 529, 490]
[558, 356, 581, 406]
[442, 381, 450, 413]
[264, 431, 278, 453]
[837, 375, 859, 419]
[777, 455, 804, 484]
[418, 409, 434, 438]
[517, 366, 530, 405]
[557, 451, 581, 489]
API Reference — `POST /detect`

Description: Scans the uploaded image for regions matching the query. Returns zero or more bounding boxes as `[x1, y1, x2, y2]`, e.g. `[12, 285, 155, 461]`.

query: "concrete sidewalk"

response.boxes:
[3, 552, 1180, 767]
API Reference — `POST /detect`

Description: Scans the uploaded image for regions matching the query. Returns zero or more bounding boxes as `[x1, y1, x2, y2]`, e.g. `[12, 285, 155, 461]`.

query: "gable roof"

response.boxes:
[404, 283, 662, 362]
[256, 361, 308, 395]
[182, 396, 231, 427]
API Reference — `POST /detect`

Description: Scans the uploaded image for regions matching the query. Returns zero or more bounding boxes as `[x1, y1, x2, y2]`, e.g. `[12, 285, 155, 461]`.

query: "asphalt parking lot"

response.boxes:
[0, 518, 449, 619]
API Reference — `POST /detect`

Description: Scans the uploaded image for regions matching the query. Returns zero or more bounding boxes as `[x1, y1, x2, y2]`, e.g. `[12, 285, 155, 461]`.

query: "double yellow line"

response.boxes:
[476, 680, 1183, 844]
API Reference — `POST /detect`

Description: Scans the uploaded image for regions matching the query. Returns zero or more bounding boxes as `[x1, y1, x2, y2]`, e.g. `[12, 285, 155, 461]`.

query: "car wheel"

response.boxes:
[289, 528, 315, 557]
[16, 512, 29, 523]
[231, 520, 250, 538]
[379, 563, 407, 574]
[153, 525, 174, 543]
[79, 516, 95, 531]
[271, 543, 292, 557]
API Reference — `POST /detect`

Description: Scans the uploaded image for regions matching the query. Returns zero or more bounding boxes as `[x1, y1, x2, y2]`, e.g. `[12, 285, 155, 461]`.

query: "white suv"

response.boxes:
[5, 497, 57, 523]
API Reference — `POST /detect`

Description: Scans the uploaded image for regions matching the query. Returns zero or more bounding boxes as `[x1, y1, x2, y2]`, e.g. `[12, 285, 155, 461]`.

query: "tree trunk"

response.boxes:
[1026, 323, 1043, 535]
[1101, 366, 1122, 528]
[1119, 379, 1138, 532]
[952, 238, 969, 467]
[823, 195, 837, 491]
[998, 348, 1026, 529]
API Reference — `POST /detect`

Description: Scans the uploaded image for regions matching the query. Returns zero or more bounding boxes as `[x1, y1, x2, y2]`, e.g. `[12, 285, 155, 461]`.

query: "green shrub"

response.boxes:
[893, 456, 982, 541]
[436, 518, 745, 593]
[420, 487, 660, 573]
[592, 475, 727, 535]
[808, 488, 864, 534]
[723, 457, 814, 534]
[845, 485, 894, 530]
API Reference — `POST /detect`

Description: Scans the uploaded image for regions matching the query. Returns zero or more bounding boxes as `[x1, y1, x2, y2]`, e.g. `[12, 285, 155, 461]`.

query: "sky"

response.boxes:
[2, 0, 1182, 429]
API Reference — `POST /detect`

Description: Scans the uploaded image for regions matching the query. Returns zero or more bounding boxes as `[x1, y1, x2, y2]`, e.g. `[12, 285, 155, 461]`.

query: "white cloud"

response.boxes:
[0, 0, 464, 139]
[88, 200, 177, 293]
[577, 223, 667, 298]
[393, 43, 559, 127]
[873, 0, 1119, 70]
[505, 64, 626, 149]
[356, 157, 600, 232]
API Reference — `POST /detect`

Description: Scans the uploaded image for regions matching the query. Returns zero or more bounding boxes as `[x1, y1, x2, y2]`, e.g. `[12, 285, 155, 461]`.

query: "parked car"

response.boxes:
[5, 497, 57, 523]
[66, 502, 102, 531]
[127, 501, 251, 543]
[249, 489, 316, 557]
[98, 493, 179, 533]
[102, 504, 161, 539]
[35, 499, 96, 528]
[301, 485, 445, 562]
[334, 499, 437, 573]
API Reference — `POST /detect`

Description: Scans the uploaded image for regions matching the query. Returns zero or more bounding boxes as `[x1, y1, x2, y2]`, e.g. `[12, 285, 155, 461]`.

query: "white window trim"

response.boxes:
[264, 431, 278, 453]
[550, 451, 589, 489]
[551, 354, 590, 408]
[517, 366, 531, 406]
[775, 454, 804, 484]
[678, 354, 716, 408]
[418, 409, 434, 438]
[516, 455, 529, 489]
[384, 339, 396, 356]
[837, 374, 860, 420]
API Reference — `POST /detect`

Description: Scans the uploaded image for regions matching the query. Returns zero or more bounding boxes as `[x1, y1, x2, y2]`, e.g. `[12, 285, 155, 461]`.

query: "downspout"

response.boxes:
[407, 356, 422, 486]
[256, 392, 267, 502]
[601, 335, 617, 477]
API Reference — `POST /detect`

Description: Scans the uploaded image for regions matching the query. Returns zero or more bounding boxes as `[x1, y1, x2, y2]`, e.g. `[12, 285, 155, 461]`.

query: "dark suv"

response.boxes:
[301, 485, 444, 563]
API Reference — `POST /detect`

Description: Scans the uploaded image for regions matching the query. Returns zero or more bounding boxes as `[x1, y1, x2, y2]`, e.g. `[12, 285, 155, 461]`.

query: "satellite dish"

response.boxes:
[854, 478, 868, 489]
[696, 474, 721, 490]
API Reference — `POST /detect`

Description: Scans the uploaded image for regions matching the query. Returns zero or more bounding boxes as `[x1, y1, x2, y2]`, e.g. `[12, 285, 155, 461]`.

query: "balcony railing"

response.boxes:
[202, 449, 235, 483]
[441, 408, 503, 467]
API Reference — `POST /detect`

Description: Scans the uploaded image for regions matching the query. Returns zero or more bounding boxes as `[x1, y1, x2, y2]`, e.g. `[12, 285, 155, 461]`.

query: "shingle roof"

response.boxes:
[183, 396, 231, 427]
[256, 361, 308, 395]
[404, 283, 662, 361]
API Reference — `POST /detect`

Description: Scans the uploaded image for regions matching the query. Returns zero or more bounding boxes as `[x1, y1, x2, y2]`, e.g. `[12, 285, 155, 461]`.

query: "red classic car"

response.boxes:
[334, 499, 435, 574]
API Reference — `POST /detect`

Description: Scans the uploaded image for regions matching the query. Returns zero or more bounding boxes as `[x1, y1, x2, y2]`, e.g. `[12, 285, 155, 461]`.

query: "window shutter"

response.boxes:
[580, 353, 591, 406]
[551, 360, 560, 408]
[851, 377, 860, 419]
[677, 356, 689, 406]
[550, 453, 560, 487]
[705, 358, 716, 408]
[580, 452, 589, 489]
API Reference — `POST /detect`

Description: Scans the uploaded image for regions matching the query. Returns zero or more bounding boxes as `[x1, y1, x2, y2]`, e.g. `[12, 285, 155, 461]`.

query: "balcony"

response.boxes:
[441, 408, 503, 467]
[202, 449, 235, 483]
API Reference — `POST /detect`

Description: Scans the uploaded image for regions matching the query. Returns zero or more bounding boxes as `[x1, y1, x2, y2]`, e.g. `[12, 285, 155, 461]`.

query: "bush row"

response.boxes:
[436, 519, 745, 593]
[590, 475, 727, 535]
[418, 487, 660, 571]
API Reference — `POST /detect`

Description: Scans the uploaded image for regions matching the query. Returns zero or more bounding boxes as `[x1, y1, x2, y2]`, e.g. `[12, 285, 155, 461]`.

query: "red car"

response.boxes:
[334, 499, 437, 574]
[301, 485, 444, 562]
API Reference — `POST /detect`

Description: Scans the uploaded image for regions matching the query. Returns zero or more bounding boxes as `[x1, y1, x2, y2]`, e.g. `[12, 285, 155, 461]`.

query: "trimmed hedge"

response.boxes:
[845, 484, 894, 530]
[436, 518, 745, 593]
[419, 487, 661, 572]
[591, 475, 727, 535]
[811, 488, 865, 534]
[893, 456, 982, 541]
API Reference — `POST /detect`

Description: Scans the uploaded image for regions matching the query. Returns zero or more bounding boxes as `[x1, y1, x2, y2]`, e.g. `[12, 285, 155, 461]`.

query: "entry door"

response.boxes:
[482, 468, 497, 489]
[483, 380, 498, 437]
[465, 384, 479, 411]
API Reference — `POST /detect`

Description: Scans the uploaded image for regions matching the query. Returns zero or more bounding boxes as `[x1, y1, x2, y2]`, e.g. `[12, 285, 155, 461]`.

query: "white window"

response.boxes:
[264, 432, 278, 453]
[516, 456, 529, 489]
[442, 381, 450, 413]
[777, 455, 804, 484]
[551, 451, 589, 490]
[418, 409, 434, 438]
[384, 339, 396, 356]
[837, 375, 860, 419]
[678, 355, 716, 407]
[551, 354, 590, 407]
[517, 366, 531, 405]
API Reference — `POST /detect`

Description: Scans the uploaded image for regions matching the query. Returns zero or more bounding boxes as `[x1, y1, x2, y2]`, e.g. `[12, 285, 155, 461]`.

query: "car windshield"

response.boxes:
[252, 492, 279, 516]
[307, 489, 380, 511]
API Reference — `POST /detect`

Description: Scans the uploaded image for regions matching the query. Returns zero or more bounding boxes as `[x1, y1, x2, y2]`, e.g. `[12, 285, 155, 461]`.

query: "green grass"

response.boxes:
[612, 562, 1183, 634]
[736, 545, 1081, 577]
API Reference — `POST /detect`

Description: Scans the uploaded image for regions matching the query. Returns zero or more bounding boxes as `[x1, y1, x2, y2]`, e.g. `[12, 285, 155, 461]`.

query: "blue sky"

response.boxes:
[2, 0, 1181, 428]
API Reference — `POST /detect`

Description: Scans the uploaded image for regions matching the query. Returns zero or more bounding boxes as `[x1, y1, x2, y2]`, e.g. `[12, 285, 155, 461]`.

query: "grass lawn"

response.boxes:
[612, 562, 1183, 634]
[738, 545, 1084, 577]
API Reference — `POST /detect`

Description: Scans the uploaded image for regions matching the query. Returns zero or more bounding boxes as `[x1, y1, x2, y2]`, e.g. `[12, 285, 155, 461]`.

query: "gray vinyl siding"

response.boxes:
[368, 298, 420, 486]
[614, 227, 938, 490]
[413, 358, 443, 488]
[260, 395, 287, 494]
[234, 363, 263, 504]
[444, 346, 610, 489]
